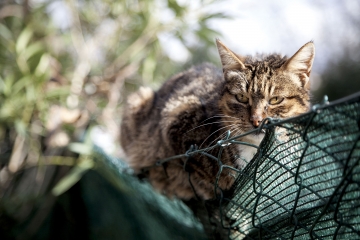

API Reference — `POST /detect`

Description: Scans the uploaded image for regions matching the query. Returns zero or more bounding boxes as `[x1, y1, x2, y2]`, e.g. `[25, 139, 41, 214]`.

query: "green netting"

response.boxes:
[87, 149, 207, 240]
[2, 92, 359, 240]
[223, 93, 360, 239]
[153, 92, 360, 239]
[0, 148, 206, 240]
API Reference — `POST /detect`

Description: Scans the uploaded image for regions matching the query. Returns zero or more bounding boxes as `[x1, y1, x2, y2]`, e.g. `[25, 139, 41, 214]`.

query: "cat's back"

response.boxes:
[157, 63, 223, 104]
[120, 63, 224, 170]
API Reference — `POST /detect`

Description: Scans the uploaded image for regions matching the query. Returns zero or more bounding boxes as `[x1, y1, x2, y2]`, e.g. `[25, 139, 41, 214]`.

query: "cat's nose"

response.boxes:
[250, 115, 262, 127]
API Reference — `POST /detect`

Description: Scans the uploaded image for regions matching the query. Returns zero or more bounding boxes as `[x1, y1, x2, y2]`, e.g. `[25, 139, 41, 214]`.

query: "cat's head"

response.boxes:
[216, 39, 314, 135]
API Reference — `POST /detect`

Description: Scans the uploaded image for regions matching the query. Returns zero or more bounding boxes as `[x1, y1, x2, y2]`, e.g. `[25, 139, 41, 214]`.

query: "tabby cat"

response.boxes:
[120, 39, 315, 201]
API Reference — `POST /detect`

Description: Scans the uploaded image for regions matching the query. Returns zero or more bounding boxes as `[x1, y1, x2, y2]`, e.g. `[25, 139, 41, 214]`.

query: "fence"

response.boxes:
[155, 92, 360, 239]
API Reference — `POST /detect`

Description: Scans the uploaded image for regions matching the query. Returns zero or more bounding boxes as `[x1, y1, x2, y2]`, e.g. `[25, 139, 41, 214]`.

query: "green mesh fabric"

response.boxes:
[90, 148, 207, 240]
[223, 93, 360, 239]
[2, 92, 360, 240]
[155, 92, 360, 239]
[0, 148, 206, 240]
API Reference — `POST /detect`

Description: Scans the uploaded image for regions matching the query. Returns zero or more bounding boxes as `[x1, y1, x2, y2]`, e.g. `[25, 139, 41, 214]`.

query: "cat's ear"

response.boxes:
[281, 41, 315, 88]
[216, 39, 246, 71]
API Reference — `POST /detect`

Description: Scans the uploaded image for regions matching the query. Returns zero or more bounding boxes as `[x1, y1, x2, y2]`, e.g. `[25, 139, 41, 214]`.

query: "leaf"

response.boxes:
[16, 27, 33, 54]
[201, 12, 230, 22]
[15, 119, 27, 136]
[3, 75, 15, 97]
[0, 76, 5, 94]
[34, 53, 50, 77]
[167, 0, 185, 17]
[0, 23, 13, 41]
[68, 142, 93, 155]
[8, 134, 27, 172]
[26, 84, 36, 101]
[22, 42, 44, 62]
[12, 76, 32, 95]
[196, 24, 221, 44]
[142, 53, 156, 83]
[45, 86, 71, 99]
[16, 55, 30, 74]
[52, 158, 94, 196]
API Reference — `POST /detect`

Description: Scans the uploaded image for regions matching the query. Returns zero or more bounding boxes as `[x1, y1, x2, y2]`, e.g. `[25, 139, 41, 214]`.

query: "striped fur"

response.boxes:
[120, 40, 315, 200]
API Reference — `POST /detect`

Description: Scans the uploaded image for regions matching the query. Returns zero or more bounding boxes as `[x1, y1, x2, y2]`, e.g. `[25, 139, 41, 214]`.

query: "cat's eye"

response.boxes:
[269, 96, 284, 105]
[236, 94, 249, 103]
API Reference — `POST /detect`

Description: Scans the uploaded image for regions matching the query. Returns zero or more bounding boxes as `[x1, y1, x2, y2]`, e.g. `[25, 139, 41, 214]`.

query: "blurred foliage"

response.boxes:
[0, 0, 226, 165]
[0, 0, 227, 210]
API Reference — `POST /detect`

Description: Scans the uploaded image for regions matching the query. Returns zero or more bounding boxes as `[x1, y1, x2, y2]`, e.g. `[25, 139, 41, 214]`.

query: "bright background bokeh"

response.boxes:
[0, 0, 359, 171]
[2, 2, 360, 238]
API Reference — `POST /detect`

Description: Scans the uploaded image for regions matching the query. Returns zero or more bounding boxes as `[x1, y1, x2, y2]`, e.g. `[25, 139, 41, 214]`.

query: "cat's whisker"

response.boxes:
[185, 120, 237, 134]
[211, 128, 245, 157]
[197, 115, 223, 123]
[188, 114, 240, 130]
[214, 114, 241, 121]
[206, 130, 231, 150]
[232, 129, 245, 141]
[207, 125, 242, 156]
[205, 125, 239, 151]
[232, 127, 248, 138]
[198, 124, 238, 149]
[197, 114, 241, 125]
[184, 113, 242, 134]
